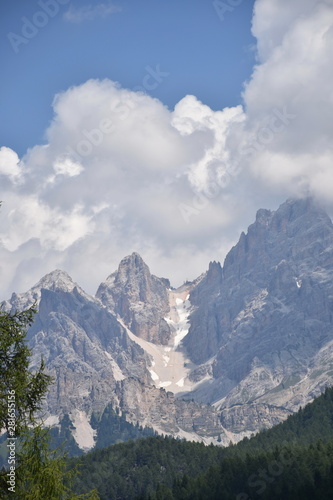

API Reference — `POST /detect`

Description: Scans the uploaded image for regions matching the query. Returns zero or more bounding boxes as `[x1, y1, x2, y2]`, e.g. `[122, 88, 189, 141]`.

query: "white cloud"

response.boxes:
[1, 0, 333, 300]
[0, 147, 24, 185]
[1, 193, 92, 253]
[53, 158, 84, 178]
[251, 0, 319, 62]
[239, 0, 333, 196]
[172, 95, 245, 192]
[63, 2, 121, 23]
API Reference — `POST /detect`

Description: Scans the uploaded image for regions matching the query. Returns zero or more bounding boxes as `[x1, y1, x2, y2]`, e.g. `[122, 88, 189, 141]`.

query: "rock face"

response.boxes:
[3, 269, 226, 449]
[5, 270, 150, 418]
[4, 197, 333, 447]
[219, 404, 293, 434]
[183, 198, 333, 428]
[96, 252, 171, 344]
[113, 378, 225, 442]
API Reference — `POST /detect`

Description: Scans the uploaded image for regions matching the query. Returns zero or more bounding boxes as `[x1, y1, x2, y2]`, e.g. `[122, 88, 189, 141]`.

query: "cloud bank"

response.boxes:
[1, 0, 333, 299]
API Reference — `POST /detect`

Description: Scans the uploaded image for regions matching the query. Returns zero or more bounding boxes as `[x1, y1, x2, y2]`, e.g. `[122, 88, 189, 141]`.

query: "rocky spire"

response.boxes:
[96, 252, 171, 344]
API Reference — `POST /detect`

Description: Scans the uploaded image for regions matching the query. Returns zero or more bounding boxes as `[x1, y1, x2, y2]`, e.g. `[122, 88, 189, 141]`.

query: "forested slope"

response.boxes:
[71, 387, 333, 500]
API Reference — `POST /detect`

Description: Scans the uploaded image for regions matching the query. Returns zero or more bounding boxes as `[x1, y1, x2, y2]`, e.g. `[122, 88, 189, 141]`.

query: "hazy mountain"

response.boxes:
[183, 198, 333, 436]
[3, 270, 225, 451]
[3, 197, 333, 450]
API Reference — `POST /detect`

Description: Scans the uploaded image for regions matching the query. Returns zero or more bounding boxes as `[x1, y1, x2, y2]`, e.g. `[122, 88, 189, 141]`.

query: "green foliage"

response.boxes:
[70, 387, 333, 499]
[49, 414, 83, 458]
[70, 436, 225, 500]
[164, 441, 333, 500]
[148, 387, 333, 500]
[92, 404, 155, 449]
[0, 306, 52, 434]
[0, 305, 99, 499]
[223, 386, 333, 460]
[12, 425, 99, 500]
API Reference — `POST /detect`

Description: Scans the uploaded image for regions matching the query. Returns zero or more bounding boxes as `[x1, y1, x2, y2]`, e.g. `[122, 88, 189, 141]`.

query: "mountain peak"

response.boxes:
[253, 198, 328, 231]
[255, 208, 272, 225]
[273, 197, 331, 224]
[118, 252, 147, 270]
[96, 252, 171, 344]
[34, 269, 78, 293]
[113, 252, 150, 288]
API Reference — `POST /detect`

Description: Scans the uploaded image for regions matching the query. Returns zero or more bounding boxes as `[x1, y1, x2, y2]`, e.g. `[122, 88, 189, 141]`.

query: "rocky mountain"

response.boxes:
[3, 197, 333, 450]
[3, 270, 153, 449]
[182, 197, 333, 434]
[3, 269, 225, 450]
[96, 252, 171, 344]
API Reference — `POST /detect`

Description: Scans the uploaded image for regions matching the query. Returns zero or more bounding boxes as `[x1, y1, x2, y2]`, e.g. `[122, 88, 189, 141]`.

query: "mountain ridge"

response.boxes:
[3, 197, 333, 450]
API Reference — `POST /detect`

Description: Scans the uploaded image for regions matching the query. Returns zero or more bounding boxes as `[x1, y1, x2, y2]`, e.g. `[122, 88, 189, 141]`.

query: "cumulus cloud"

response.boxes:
[239, 0, 333, 201]
[63, 2, 121, 23]
[0, 147, 24, 185]
[1, 0, 333, 299]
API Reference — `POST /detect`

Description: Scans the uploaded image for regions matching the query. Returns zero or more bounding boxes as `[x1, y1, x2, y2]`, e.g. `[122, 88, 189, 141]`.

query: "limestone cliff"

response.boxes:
[96, 252, 171, 344]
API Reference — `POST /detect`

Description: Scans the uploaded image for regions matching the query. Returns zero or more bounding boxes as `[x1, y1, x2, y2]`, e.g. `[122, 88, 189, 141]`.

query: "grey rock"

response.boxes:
[220, 404, 293, 434]
[4, 197, 333, 445]
[5, 270, 150, 418]
[3, 268, 228, 448]
[113, 378, 226, 442]
[183, 198, 333, 432]
[96, 252, 171, 344]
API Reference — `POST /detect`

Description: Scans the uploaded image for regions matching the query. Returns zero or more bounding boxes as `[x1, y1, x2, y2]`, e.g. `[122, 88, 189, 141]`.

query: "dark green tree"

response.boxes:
[15, 425, 99, 500]
[0, 304, 99, 499]
[0, 305, 52, 434]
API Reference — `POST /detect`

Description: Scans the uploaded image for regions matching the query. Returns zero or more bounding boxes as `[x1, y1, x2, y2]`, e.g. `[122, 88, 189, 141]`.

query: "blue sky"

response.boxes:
[0, 0, 332, 299]
[1, 0, 255, 156]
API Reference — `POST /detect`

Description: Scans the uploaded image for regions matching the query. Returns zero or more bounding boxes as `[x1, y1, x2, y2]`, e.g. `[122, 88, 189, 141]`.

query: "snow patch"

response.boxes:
[158, 381, 172, 388]
[170, 294, 191, 348]
[118, 287, 213, 395]
[149, 369, 159, 381]
[174, 328, 189, 348]
[163, 354, 170, 366]
[176, 377, 185, 387]
[295, 278, 302, 288]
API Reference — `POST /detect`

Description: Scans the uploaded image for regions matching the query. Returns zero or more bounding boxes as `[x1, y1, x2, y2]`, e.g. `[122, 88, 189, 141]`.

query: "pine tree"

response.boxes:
[15, 425, 99, 500]
[0, 304, 99, 499]
[0, 305, 52, 434]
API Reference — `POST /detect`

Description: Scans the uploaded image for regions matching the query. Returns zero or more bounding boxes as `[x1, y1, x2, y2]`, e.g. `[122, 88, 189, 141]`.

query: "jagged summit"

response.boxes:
[183, 196, 333, 429]
[223, 197, 333, 281]
[118, 252, 147, 271]
[34, 269, 78, 293]
[111, 252, 151, 287]
[4, 197, 333, 448]
[253, 197, 332, 232]
[96, 252, 171, 344]
[121, 251, 146, 266]
[3, 269, 81, 313]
